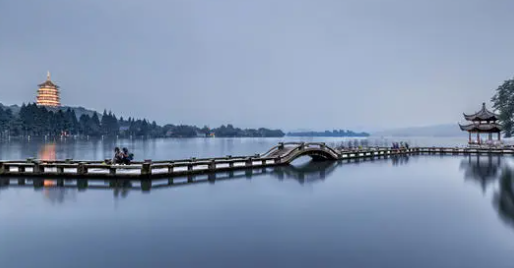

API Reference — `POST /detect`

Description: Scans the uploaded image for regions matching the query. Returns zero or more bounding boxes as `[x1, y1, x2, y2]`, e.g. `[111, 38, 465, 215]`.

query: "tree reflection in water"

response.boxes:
[494, 167, 514, 229]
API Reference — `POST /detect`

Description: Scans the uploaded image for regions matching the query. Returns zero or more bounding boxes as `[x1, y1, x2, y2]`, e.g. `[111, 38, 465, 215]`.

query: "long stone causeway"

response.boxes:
[0, 142, 512, 180]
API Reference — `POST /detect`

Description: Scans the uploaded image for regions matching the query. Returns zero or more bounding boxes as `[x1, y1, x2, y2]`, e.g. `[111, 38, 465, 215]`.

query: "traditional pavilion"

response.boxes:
[459, 103, 502, 144]
[36, 71, 61, 107]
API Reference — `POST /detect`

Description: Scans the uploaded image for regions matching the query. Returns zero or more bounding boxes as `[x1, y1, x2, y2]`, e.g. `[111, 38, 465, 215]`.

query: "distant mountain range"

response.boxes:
[371, 124, 466, 137]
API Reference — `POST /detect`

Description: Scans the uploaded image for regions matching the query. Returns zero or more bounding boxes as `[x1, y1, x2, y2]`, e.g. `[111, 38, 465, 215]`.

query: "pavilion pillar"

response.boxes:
[488, 133, 492, 141]
[476, 132, 480, 144]
[468, 132, 471, 143]
[498, 132, 501, 141]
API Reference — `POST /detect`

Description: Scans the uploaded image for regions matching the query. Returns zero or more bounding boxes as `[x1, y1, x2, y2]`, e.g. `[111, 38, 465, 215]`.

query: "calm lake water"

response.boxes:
[1, 137, 513, 268]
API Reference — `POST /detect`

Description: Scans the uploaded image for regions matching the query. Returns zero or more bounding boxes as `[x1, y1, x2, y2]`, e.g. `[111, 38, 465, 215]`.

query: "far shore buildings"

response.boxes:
[459, 103, 502, 145]
[36, 71, 61, 107]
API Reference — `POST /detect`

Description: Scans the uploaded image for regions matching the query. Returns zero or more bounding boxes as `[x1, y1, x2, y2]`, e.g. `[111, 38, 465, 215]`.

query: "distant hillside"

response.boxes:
[371, 124, 466, 137]
[53, 106, 100, 119]
[0, 103, 99, 119]
[0, 103, 21, 114]
[0, 103, 285, 138]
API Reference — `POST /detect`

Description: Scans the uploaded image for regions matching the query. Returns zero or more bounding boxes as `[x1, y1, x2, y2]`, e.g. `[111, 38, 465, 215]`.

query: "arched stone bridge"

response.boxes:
[260, 142, 340, 164]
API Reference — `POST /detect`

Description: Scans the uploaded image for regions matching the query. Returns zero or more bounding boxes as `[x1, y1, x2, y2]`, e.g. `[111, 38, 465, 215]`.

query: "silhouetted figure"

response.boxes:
[113, 147, 122, 164]
[121, 147, 134, 165]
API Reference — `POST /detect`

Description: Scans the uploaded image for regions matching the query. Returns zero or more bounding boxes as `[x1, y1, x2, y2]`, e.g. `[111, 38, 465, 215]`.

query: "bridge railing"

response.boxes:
[0, 154, 283, 178]
[304, 142, 341, 157]
[259, 145, 282, 158]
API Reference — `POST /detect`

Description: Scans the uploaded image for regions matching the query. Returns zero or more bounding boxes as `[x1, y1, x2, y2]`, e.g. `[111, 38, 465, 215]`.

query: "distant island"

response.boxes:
[0, 103, 284, 138]
[287, 129, 369, 137]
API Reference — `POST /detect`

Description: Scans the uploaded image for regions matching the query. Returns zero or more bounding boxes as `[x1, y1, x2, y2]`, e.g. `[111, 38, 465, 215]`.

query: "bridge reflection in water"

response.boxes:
[0, 155, 411, 195]
[0, 161, 340, 194]
[2, 154, 513, 230]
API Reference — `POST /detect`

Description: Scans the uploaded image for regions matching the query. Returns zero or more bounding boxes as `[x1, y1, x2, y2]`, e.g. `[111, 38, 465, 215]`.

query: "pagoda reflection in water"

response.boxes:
[39, 143, 57, 161]
[39, 142, 56, 189]
[460, 155, 502, 192]
[37, 143, 76, 203]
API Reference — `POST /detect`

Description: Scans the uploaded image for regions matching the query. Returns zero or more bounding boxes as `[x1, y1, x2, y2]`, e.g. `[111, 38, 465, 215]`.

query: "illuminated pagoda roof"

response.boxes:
[459, 122, 502, 132]
[38, 71, 59, 88]
[463, 102, 498, 121]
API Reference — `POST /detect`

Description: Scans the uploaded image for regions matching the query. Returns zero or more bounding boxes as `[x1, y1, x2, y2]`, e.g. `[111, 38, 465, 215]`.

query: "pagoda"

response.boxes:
[459, 103, 502, 144]
[36, 71, 61, 107]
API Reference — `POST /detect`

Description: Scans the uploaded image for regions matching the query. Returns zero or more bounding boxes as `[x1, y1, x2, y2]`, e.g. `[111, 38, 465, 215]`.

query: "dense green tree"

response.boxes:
[0, 108, 13, 136]
[65, 109, 79, 135]
[201, 126, 210, 136]
[89, 113, 101, 136]
[100, 110, 119, 136]
[0, 102, 285, 139]
[492, 77, 514, 137]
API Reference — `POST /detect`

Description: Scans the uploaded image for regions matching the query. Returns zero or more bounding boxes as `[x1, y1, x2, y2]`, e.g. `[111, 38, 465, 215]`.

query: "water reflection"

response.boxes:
[4, 154, 514, 235]
[0, 159, 373, 197]
[494, 168, 514, 229]
[42, 187, 76, 204]
[391, 155, 409, 166]
[460, 155, 502, 192]
[274, 160, 337, 184]
[458, 155, 514, 231]
[0, 155, 416, 202]
[39, 143, 57, 161]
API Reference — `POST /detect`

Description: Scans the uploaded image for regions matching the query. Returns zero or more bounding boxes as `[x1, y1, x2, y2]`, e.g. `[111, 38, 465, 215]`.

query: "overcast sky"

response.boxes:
[1, 0, 513, 131]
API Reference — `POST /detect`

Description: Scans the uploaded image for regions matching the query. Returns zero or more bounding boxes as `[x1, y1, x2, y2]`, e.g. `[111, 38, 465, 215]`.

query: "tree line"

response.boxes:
[0, 103, 285, 138]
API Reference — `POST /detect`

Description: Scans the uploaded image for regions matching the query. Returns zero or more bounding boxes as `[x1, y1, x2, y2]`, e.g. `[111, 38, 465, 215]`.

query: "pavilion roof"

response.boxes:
[463, 103, 498, 121]
[459, 122, 502, 132]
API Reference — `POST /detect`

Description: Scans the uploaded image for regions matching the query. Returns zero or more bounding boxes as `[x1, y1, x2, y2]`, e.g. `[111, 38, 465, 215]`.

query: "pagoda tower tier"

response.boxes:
[36, 71, 61, 107]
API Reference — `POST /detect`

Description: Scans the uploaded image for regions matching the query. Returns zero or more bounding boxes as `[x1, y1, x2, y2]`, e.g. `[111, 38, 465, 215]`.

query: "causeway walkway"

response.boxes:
[0, 142, 513, 179]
